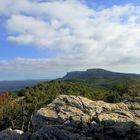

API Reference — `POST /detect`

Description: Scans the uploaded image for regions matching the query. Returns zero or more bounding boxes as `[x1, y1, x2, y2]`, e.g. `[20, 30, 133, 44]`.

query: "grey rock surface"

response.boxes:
[0, 128, 23, 140]
[32, 95, 140, 140]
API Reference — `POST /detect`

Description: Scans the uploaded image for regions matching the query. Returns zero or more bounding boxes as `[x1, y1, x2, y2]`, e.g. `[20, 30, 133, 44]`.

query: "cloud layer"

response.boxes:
[0, 0, 140, 79]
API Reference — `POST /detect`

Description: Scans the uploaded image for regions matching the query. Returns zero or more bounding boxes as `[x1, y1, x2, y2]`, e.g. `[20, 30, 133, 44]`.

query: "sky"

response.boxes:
[1, 0, 140, 80]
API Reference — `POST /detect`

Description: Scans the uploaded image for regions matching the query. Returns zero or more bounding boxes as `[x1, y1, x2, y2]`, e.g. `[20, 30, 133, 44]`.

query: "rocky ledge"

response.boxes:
[0, 95, 140, 140]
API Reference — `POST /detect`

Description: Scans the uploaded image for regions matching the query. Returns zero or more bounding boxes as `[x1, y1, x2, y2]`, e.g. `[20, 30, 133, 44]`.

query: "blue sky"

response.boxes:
[86, 0, 140, 7]
[0, 0, 140, 80]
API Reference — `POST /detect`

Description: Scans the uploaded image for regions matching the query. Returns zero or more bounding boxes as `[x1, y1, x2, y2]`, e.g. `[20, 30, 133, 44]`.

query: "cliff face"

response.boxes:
[0, 95, 140, 140]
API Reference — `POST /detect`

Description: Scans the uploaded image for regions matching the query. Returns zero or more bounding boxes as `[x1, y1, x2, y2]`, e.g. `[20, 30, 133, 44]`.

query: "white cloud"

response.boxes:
[1, 0, 140, 79]
[6, 14, 76, 50]
[0, 57, 90, 80]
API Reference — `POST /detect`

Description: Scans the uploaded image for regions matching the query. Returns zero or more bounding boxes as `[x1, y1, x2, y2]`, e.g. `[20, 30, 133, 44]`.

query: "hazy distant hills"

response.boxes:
[0, 80, 48, 92]
[62, 68, 140, 87]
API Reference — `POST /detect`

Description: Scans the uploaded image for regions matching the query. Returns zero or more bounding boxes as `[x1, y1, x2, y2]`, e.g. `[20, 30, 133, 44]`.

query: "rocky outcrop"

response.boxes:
[1, 95, 140, 140]
[31, 95, 140, 140]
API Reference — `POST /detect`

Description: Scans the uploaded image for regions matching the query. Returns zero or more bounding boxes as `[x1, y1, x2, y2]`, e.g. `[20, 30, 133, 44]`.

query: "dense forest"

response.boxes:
[0, 79, 140, 131]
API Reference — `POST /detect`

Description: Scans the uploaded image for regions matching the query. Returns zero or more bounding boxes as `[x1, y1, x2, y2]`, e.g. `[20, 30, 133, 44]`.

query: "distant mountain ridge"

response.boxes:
[0, 79, 48, 92]
[62, 68, 140, 80]
[62, 68, 140, 86]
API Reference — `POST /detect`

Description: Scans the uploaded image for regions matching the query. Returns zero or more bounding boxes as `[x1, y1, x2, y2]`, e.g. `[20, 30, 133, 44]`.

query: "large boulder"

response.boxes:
[32, 95, 140, 139]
